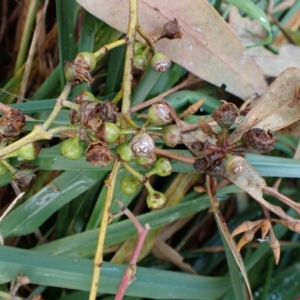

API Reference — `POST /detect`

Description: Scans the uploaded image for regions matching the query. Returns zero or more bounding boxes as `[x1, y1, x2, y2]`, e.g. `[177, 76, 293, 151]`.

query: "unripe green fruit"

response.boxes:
[162, 125, 182, 147]
[17, 143, 40, 160]
[151, 52, 171, 72]
[134, 41, 145, 55]
[0, 162, 8, 175]
[116, 142, 135, 162]
[146, 157, 172, 177]
[146, 190, 166, 209]
[61, 137, 84, 160]
[135, 152, 156, 169]
[120, 175, 140, 195]
[148, 103, 172, 126]
[133, 53, 148, 71]
[96, 122, 121, 144]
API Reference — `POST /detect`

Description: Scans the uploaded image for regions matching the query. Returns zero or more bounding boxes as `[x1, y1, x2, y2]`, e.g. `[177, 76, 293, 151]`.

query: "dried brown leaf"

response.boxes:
[229, 67, 300, 144]
[269, 227, 280, 265]
[260, 220, 271, 239]
[237, 226, 260, 252]
[231, 220, 262, 238]
[77, 0, 267, 99]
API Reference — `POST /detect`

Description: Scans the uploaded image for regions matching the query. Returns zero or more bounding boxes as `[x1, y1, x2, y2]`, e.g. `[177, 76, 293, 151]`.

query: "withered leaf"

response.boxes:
[77, 0, 267, 99]
[229, 67, 300, 144]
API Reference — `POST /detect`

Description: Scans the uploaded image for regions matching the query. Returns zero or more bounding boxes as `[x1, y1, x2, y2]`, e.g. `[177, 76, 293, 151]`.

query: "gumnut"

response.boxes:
[148, 103, 172, 126]
[61, 136, 83, 160]
[13, 163, 37, 188]
[151, 52, 171, 72]
[211, 102, 239, 129]
[225, 154, 246, 175]
[162, 124, 182, 147]
[130, 132, 155, 157]
[146, 157, 172, 177]
[95, 122, 120, 144]
[86, 141, 114, 166]
[0, 109, 26, 139]
[157, 18, 182, 41]
[146, 190, 166, 209]
[242, 128, 275, 153]
[135, 152, 156, 168]
[116, 142, 135, 162]
[64, 52, 97, 85]
[120, 175, 140, 195]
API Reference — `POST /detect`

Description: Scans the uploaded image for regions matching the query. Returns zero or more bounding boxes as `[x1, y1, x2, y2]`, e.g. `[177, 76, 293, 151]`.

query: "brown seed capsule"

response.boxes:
[13, 163, 37, 188]
[99, 100, 118, 123]
[0, 109, 26, 139]
[86, 141, 114, 167]
[130, 133, 155, 157]
[242, 128, 275, 153]
[212, 102, 239, 129]
[64, 52, 96, 85]
[205, 159, 225, 177]
[77, 101, 102, 130]
[157, 18, 182, 41]
[193, 157, 209, 172]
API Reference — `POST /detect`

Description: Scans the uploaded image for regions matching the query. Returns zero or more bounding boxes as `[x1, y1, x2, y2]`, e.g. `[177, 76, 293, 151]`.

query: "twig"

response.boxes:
[89, 160, 120, 300]
[154, 147, 195, 164]
[114, 199, 150, 300]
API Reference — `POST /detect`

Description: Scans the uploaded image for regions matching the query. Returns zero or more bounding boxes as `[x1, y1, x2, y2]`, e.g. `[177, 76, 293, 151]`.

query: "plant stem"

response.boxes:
[93, 38, 129, 59]
[89, 160, 120, 300]
[137, 25, 156, 50]
[0, 125, 52, 159]
[1, 159, 16, 174]
[121, 0, 138, 130]
[154, 147, 195, 164]
[122, 162, 145, 182]
[114, 199, 150, 300]
[42, 82, 72, 130]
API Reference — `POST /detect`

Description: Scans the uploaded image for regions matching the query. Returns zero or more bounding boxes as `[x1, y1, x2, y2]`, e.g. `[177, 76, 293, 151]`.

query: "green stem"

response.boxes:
[137, 25, 156, 50]
[42, 82, 72, 130]
[93, 38, 129, 59]
[48, 125, 80, 135]
[60, 100, 79, 111]
[121, 0, 138, 131]
[1, 159, 16, 174]
[122, 162, 145, 182]
[0, 125, 52, 159]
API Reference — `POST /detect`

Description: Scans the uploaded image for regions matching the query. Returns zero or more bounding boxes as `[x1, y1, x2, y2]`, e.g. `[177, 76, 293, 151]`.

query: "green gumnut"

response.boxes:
[135, 152, 156, 169]
[97, 122, 121, 144]
[0, 162, 8, 175]
[17, 143, 39, 160]
[146, 190, 166, 209]
[120, 175, 140, 195]
[151, 52, 171, 72]
[116, 142, 135, 162]
[61, 136, 83, 160]
[146, 157, 172, 177]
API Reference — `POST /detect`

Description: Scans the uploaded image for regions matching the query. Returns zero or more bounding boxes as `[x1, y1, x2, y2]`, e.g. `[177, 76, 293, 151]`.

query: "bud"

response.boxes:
[61, 136, 83, 160]
[135, 152, 156, 168]
[146, 157, 172, 177]
[16, 142, 40, 160]
[146, 190, 166, 209]
[116, 142, 135, 162]
[13, 163, 37, 188]
[134, 41, 145, 55]
[148, 103, 172, 126]
[86, 141, 114, 167]
[225, 154, 246, 175]
[162, 124, 182, 147]
[151, 53, 171, 72]
[130, 133, 155, 157]
[120, 175, 140, 195]
[95, 122, 121, 144]
[157, 18, 182, 41]
[242, 128, 275, 153]
[133, 53, 148, 72]
[211, 102, 239, 129]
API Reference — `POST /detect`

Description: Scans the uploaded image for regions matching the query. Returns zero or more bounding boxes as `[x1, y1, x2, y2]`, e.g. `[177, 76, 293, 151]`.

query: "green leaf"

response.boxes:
[0, 246, 230, 299]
